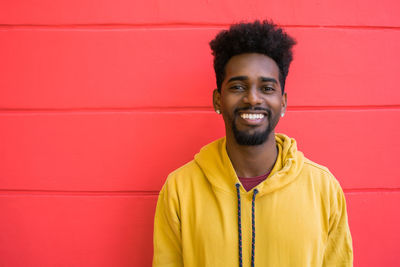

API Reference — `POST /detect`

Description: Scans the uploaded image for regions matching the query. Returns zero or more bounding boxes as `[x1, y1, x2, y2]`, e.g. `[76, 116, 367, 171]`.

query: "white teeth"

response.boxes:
[240, 113, 264, 120]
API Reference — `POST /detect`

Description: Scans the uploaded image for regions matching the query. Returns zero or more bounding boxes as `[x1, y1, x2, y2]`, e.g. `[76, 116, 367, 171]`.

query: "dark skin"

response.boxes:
[213, 53, 287, 178]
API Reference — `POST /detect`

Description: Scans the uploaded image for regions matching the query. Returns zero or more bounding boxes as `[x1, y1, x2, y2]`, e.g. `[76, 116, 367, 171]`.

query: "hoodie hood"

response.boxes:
[194, 133, 305, 196]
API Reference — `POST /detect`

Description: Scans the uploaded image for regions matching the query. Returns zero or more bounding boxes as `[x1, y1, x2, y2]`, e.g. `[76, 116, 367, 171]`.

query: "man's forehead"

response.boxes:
[224, 53, 280, 79]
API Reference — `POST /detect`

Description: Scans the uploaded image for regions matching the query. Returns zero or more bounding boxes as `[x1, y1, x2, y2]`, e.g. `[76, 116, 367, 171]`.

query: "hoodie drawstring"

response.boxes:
[251, 188, 259, 267]
[236, 183, 259, 267]
[235, 184, 243, 267]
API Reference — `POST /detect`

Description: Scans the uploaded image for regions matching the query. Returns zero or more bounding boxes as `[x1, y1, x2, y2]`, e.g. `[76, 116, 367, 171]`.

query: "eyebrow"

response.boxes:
[227, 76, 278, 84]
[227, 76, 248, 83]
[260, 77, 278, 84]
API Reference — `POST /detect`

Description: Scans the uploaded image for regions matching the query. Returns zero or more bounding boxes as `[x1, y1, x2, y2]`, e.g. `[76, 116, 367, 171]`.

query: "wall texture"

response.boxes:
[0, 1, 399, 266]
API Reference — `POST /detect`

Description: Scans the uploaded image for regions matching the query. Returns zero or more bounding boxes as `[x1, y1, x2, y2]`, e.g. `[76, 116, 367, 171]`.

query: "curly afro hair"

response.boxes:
[209, 20, 296, 93]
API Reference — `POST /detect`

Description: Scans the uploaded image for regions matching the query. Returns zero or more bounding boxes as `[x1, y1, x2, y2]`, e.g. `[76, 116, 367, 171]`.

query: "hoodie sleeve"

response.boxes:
[153, 181, 183, 267]
[322, 180, 353, 267]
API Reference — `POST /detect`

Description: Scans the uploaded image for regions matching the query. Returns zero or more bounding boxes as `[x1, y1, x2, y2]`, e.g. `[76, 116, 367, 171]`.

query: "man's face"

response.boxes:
[213, 53, 287, 146]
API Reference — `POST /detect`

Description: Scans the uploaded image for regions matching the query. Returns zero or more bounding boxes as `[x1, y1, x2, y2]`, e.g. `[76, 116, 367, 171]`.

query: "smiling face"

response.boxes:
[213, 53, 287, 146]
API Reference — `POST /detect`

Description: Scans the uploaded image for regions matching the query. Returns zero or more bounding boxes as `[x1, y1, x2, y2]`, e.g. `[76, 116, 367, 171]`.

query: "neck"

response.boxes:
[226, 132, 278, 178]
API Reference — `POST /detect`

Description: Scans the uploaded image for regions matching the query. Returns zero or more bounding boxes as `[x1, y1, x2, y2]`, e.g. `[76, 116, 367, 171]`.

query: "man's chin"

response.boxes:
[233, 128, 271, 146]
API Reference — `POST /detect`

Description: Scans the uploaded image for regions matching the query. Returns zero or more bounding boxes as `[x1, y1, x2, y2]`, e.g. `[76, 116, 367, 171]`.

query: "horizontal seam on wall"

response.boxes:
[0, 189, 160, 196]
[1, 188, 400, 196]
[0, 24, 399, 31]
[1, 105, 400, 114]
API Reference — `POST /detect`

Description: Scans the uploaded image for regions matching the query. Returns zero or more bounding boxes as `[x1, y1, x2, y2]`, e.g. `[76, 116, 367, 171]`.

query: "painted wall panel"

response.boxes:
[0, 192, 399, 267]
[346, 192, 400, 267]
[1, 110, 398, 191]
[282, 109, 400, 190]
[0, 194, 157, 267]
[1, 28, 399, 109]
[0, 111, 225, 191]
[0, 0, 399, 26]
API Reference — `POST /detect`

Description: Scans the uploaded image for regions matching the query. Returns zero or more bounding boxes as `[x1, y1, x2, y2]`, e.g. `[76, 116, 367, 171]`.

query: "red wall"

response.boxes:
[1, 1, 399, 266]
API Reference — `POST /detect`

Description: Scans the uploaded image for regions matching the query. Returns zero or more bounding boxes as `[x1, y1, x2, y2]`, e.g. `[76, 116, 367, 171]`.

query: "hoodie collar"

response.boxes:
[194, 133, 304, 196]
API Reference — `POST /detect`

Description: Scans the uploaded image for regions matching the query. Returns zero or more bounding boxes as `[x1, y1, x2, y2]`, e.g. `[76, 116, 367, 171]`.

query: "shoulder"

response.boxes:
[299, 157, 348, 215]
[167, 160, 202, 183]
[169, 159, 202, 177]
[160, 159, 204, 195]
[301, 157, 344, 193]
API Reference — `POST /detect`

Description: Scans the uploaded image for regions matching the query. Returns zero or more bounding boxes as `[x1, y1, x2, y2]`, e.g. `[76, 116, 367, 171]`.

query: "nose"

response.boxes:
[243, 87, 262, 106]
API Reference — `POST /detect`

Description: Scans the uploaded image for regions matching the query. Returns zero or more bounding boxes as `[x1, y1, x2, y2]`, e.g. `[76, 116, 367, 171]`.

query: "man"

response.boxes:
[153, 20, 353, 267]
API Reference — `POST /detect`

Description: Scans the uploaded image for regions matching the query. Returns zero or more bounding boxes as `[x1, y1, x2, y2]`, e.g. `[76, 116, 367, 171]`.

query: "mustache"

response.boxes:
[234, 106, 271, 115]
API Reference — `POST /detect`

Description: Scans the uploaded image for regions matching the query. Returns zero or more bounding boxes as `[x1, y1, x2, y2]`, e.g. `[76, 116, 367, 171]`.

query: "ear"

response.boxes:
[213, 89, 221, 113]
[281, 92, 287, 116]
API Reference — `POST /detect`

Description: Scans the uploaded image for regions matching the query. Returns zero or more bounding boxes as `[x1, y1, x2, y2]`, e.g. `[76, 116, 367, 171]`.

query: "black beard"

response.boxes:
[232, 120, 273, 146]
[232, 107, 273, 146]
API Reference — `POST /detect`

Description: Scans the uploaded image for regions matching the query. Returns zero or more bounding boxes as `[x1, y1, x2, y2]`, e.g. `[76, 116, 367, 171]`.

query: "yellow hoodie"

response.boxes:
[153, 134, 353, 267]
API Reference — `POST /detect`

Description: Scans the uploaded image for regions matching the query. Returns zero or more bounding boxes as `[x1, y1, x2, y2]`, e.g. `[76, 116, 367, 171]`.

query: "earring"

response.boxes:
[281, 112, 285, 117]
[216, 109, 221, 114]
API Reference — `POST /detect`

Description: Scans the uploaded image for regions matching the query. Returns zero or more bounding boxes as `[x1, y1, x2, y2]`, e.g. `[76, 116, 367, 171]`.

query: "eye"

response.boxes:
[261, 86, 275, 93]
[230, 84, 245, 91]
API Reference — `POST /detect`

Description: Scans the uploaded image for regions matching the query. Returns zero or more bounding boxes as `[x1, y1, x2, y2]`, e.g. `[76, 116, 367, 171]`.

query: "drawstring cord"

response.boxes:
[251, 188, 259, 267]
[235, 184, 243, 267]
[235, 183, 259, 267]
